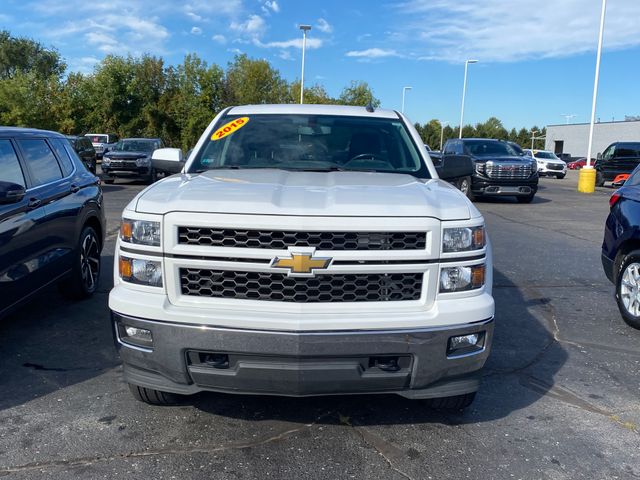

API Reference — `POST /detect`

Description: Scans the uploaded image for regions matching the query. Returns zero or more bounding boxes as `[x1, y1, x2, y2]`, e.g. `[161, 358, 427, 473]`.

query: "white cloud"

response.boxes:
[212, 34, 227, 44]
[191, 26, 202, 35]
[345, 48, 401, 59]
[254, 37, 323, 49]
[262, 1, 279, 14]
[397, 0, 640, 62]
[228, 47, 243, 55]
[186, 11, 203, 22]
[315, 18, 332, 33]
[278, 50, 293, 61]
[230, 14, 267, 36]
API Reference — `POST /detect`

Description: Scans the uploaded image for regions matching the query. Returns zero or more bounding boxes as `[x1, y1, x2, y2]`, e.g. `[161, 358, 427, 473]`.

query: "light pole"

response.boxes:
[579, 0, 607, 194]
[440, 121, 449, 151]
[299, 24, 311, 104]
[561, 113, 577, 124]
[401, 86, 412, 113]
[459, 59, 478, 138]
[530, 130, 545, 149]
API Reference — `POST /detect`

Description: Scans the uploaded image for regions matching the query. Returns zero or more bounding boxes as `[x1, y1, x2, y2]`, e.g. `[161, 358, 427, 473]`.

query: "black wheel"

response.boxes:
[615, 250, 640, 329]
[457, 176, 475, 201]
[147, 168, 158, 184]
[103, 178, 114, 184]
[557, 173, 566, 179]
[128, 383, 180, 405]
[517, 194, 535, 204]
[424, 392, 476, 411]
[596, 171, 605, 187]
[58, 225, 101, 300]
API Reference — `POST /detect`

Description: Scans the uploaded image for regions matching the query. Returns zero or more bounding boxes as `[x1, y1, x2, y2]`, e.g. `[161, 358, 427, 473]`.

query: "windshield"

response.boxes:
[463, 140, 518, 157]
[189, 114, 429, 177]
[112, 140, 156, 153]
[534, 151, 559, 159]
[87, 135, 107, 143]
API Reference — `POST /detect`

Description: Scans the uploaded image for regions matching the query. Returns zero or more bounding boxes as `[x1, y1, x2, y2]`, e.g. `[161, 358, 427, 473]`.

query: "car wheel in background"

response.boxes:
[58, 225, 101, 300]
[457, 176, 474, 201]
[517, 194, 535, 204]
[147, 167, 158, 185]
[596, 171, 605, 187]
[615, 251, 640, 329]
[557, 173, 566, 179]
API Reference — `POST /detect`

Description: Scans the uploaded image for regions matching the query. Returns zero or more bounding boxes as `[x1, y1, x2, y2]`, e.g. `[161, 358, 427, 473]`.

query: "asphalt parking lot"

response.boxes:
[1, 170, 639, 479]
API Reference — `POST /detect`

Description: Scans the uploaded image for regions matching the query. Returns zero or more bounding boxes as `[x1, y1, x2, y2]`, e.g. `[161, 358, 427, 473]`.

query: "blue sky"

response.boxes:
[1, 0, 639, 129]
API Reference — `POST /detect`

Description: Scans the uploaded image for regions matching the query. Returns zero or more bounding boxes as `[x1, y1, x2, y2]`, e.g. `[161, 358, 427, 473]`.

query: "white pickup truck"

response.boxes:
[109, 104, 494, 410]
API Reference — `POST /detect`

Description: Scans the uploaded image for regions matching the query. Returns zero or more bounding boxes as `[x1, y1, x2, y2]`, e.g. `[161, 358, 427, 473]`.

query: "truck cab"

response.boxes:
[109, 105, 494, 410]
[595, 142, 640, 187]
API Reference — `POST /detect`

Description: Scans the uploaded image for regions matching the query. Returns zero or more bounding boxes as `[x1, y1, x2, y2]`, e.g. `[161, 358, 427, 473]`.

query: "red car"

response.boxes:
[567, 158, 589, 169]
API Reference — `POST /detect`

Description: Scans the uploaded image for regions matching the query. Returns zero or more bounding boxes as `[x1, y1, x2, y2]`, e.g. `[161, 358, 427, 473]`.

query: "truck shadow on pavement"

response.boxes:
[189, 268, 568, 426]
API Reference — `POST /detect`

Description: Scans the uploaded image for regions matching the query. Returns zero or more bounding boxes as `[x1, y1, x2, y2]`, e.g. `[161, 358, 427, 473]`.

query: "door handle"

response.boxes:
[28, 198, 41, 209]
[70, 184, 80, 193]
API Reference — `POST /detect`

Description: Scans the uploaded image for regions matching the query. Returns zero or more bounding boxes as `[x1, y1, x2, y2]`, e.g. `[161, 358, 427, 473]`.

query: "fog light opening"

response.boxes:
[447, 331, 485, 357]
[118, 323, 153, 349]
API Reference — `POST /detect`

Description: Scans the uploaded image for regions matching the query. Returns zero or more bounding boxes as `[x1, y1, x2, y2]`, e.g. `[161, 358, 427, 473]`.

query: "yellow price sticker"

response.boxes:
[211, 117, 249, 141]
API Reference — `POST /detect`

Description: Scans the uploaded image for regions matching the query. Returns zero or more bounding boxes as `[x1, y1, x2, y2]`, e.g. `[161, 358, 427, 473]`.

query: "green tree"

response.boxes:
[0, 30, 65, 80]
[225, 54, 289, 105]
[289, 81, 333, 104]
[337, 81, 380, 107]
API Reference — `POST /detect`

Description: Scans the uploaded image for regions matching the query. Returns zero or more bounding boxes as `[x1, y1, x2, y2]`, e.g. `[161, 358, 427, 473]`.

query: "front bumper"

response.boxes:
[112, 312, 494, 399]
[102, 164, 152, 179]
[538, 165, 567, 176]
[471, 175, 539, 196]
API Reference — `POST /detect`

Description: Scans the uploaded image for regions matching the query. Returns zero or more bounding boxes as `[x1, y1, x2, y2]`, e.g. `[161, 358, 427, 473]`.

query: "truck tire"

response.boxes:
[58, 225, 101, 300]
[128, 384, 180, 405]
[457, 176, 474, 201]
[424, 392, 476, 411]
[596, 171, 605, 187]
[615, 250, 640, 330]
[556, 173, 566, 179]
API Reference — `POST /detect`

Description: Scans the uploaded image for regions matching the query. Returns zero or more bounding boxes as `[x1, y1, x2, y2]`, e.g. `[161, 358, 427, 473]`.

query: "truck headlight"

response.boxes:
[119, 256, 163, 287]
[439, 264, 485, 293]
[136, 156, 150, 166]
[442, 226, 485, 253]
[475, 163, 485, 175]
[120, 219, 161, 246]
[102, 157, 111, 166]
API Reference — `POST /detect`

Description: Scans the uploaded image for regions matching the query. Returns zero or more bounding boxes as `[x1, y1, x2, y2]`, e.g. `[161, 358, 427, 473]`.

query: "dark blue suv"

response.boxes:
[602, 165, 640, 329]
[0, 127, 105, 318]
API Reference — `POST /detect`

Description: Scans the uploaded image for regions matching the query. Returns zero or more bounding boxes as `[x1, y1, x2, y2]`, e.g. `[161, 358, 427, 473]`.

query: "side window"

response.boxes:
[17, 139, 63, 186]
[602, 145, 615, 161]
[50, 139, 75, 176]
[0, 140, 26, 187]
[616, 144, 640, 158]
[443, 141, 456, 155]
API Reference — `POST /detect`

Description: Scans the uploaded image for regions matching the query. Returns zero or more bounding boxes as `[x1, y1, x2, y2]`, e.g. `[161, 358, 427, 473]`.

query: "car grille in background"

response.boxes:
[486, 164, 532, 179]
[546, 164, 563, 171]
[179, 269, 423, 303]
[108, 160, 136, 169]
[177, 228, 426, 250]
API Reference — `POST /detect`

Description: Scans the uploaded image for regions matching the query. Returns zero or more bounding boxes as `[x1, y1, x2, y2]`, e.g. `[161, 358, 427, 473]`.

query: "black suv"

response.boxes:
[0, 127, 105, 318]
[440, 138, 539, 203]
[595, 142, 640, 186]
[101, 138, 163, 184]
[66, 135, 97, 174]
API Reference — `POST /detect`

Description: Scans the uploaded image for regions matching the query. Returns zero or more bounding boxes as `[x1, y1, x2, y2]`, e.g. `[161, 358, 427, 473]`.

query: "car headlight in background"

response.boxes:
[475, 162, 486, 175]
[120, 219, 161, 246]
[442, 226, 485, 253]
[136, 156, 151, 167]
[439, 264, 485, 293]
[119, 256, 163, 287]
[102, 157, 111, 166]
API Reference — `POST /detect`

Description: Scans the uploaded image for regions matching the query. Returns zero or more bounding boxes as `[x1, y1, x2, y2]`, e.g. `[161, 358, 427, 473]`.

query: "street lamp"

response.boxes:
[530, 130, 545, 149]
[299, 24, 312, 104]
[440, 121, 449, 151]
[401, 86, 412, 113]
[561, 113, 577, 124]
[458, 59, 478, 138]
[579, 0, 607, 193]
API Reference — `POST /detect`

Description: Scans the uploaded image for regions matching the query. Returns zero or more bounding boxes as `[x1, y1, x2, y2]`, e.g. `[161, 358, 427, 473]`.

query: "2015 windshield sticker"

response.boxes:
[211, 117, 249, 141]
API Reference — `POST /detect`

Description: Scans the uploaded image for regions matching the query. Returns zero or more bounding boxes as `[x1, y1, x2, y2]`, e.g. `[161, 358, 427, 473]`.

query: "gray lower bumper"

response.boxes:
[112, 313, 494, 399]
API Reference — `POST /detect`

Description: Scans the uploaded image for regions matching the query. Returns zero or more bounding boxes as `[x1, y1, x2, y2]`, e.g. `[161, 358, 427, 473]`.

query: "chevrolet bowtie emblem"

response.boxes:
[271, 253, 332, 276]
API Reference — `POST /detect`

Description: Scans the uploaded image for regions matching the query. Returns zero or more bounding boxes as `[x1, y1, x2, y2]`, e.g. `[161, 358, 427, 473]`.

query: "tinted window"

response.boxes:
[444, 141, 458, 155]
[463, 140, 517, 156]
[87, 135, 108, 143]
[625, 165, 640, 186]
[112, 140, 157, 153]
[616, 144, 640, 158]
[0, 140, 26, 187]
[50, 139, 75, 176]
[17, 139, 62, 186]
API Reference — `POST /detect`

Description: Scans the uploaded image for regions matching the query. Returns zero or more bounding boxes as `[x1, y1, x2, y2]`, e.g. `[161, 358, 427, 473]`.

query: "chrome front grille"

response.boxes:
[179, 269, 423, 303]
[546, 164, 563, 171]
[177, 228, 426, 250]
[486, 163, 532, 179]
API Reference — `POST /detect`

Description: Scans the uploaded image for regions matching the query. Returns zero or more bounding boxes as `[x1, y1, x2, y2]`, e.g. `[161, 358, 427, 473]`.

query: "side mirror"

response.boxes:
[0, 181, 26, 205]
[597, 153, 602, 160]
[436, 155, 474, 180]
[152, 147, 185, 175]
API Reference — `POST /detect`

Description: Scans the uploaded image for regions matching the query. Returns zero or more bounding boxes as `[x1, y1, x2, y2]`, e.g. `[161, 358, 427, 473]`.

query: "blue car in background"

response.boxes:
[602, 164, 640, 329]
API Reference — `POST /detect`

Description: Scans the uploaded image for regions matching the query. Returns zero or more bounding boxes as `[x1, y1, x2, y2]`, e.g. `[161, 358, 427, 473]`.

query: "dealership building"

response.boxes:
[544, 119, 640, 158]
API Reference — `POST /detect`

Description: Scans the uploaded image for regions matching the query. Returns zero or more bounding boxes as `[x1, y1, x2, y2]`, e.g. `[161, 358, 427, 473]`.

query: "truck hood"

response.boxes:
[473, 155, 531, 163]
[134, 169, 472, 220]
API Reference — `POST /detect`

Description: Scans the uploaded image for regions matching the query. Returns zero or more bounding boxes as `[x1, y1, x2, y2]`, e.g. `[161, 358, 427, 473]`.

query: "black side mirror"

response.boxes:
[436, 155, 474, 180]
[0, 181, 26, 204]
[597, 153, 602, 160]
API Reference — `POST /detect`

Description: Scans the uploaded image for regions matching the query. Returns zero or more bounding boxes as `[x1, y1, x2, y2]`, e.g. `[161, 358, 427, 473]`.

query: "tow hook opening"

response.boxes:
[202, 353, 230, 369]
[369, 356, 401, 372]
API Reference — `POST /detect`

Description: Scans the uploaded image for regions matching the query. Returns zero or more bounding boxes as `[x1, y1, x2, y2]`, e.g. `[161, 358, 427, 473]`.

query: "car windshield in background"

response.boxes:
[535, 151, 558, 159]
[464, 140, 517, 157]
[88, 135, 107, 143]
[112, 140, 156, 153]
[189, 114, 429, 177]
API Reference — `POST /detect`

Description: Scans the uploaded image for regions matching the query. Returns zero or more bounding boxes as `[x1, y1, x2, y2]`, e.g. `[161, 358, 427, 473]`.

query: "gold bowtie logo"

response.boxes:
[272, 253, 332, 276]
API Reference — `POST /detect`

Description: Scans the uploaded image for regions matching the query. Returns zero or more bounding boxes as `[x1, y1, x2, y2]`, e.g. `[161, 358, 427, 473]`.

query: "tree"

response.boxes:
[289, 81, 333, 105]
[225, 54, 289, 105]
[0, 30, 65, 80]
[337, 81, 380, 107]
[0, 71, 61, 130]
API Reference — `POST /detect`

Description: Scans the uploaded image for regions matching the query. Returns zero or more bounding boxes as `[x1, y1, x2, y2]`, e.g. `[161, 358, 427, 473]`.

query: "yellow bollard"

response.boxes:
[578, 166, 596, 193]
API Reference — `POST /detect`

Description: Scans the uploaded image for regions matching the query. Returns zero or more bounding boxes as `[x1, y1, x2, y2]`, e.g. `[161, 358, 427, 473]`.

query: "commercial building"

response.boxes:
[545, 120, 640, 158]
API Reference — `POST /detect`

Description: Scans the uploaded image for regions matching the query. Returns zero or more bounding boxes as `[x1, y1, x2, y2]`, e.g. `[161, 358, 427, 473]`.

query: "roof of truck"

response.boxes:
[227, 104, 400, 119]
